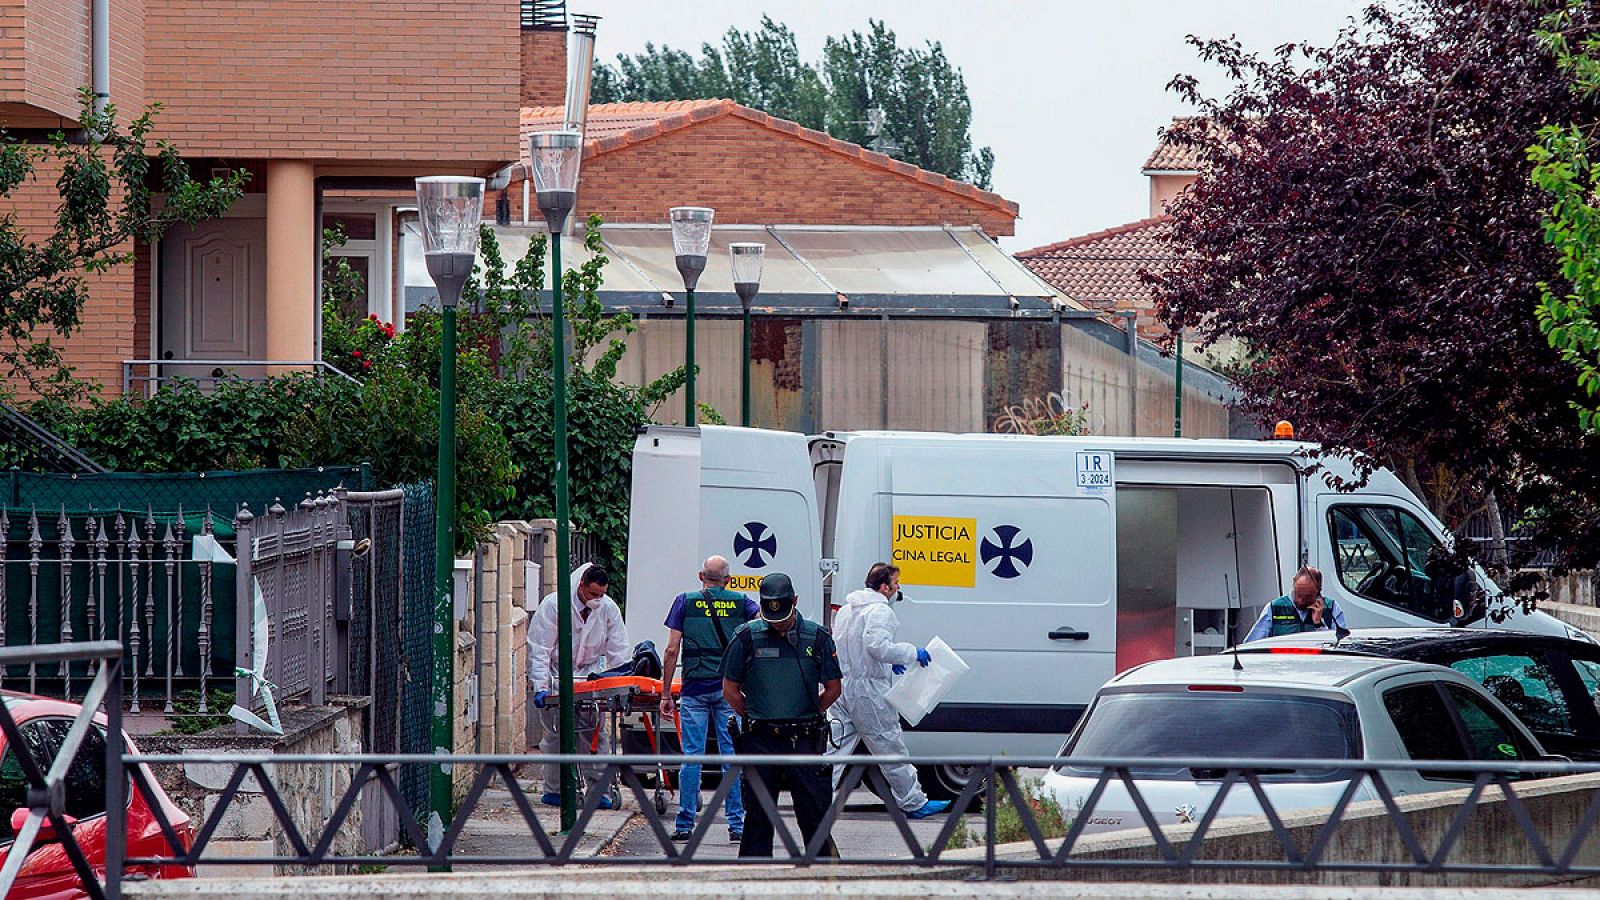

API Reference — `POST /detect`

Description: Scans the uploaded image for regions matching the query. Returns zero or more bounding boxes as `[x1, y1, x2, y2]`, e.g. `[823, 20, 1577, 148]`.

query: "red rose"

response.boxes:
[351, 350, 362, 358]
[383, 324, 395, 337]
[368, 313, 379, 321]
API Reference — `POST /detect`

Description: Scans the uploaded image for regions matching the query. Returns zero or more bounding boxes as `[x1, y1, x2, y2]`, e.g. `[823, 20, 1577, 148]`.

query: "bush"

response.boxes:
[944, 775, 1077, 849]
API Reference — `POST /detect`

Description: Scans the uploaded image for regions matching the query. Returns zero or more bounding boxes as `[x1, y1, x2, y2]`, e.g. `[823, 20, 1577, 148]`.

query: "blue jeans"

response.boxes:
[675, 691, 744, 833]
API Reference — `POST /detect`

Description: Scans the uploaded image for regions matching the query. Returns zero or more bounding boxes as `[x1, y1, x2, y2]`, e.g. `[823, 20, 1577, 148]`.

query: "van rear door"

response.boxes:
[833, 436, 1117, 752]
[626, 426, 822, 653]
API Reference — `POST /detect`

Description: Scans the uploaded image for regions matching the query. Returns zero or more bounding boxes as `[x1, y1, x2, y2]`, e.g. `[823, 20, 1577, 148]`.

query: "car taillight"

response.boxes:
[1187, 684, 1244, 692]
[1268, 647, 1323, 654]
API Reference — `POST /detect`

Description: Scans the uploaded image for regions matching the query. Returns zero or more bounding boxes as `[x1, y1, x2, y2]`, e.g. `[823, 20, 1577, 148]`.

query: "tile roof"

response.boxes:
[518, 99, 1018, 216]
[1014, 216, 1171, 314]
[1142, 117, 1206, 172]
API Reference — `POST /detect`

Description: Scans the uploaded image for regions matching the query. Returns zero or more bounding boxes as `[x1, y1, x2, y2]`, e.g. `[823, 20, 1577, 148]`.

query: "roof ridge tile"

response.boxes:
[1015, 215, 1172, 257]
[518, 98, 1020, 216]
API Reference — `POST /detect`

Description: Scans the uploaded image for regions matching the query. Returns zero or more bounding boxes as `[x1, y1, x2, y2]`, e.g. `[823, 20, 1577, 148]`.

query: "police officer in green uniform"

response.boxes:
[721, 572, 842, 858]
[1243, 566, 1351, 642]
[659, 555, 759, 842]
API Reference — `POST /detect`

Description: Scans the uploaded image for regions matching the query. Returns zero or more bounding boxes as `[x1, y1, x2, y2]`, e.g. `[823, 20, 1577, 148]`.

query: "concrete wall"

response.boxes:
[141, 699, 369, 877]
[1540, 575, 1597, 610]
[1148, 172, 1196, 217]
[1546, 599, 1600, 637]
[606, 316, 1233, 438]
[452, 520, 539, 799]
[989, 772, 1600, 888]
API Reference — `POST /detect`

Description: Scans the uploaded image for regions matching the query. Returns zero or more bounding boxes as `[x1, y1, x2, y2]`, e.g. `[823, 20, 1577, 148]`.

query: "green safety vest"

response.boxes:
[1268, 595, 1315, 637]
[737, 617, 828, 722]
[680, 588, 747, 682]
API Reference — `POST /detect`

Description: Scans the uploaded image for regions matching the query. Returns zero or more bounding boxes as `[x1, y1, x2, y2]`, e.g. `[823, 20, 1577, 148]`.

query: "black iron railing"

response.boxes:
[110, 750, 1600, 883]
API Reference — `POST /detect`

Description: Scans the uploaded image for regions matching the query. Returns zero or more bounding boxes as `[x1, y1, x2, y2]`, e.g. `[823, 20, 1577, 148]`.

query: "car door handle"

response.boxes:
[1049, 627, 1090, 641]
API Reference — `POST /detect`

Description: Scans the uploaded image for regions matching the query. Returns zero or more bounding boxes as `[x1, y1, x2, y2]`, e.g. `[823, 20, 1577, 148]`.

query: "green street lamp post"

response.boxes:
[416, 175, 485, 854]
[529, 129, 583, 832]
[730, 242, 765, 428]
[670, 206, 713, 425]
[1174, 331, 1184, 438]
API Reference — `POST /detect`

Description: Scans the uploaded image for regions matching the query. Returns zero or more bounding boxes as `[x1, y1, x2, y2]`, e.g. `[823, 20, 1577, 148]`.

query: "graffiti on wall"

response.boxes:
[991, 390, 1093, 436]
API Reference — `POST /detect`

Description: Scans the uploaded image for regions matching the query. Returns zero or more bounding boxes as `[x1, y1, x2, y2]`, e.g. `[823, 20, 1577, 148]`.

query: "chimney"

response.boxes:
[521, 0, 568, 108]
[565, 15, 599, 136]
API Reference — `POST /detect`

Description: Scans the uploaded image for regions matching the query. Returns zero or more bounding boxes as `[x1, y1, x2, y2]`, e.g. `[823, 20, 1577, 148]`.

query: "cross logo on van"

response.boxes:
[734, 522, 778, 568]
[980, 524, 1033, 579]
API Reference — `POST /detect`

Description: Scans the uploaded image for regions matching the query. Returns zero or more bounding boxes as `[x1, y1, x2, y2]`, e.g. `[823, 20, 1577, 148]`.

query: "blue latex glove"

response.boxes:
[534, 690, 550, 709]
[916, 648, 932, 667]
[891, 664, 907, 676]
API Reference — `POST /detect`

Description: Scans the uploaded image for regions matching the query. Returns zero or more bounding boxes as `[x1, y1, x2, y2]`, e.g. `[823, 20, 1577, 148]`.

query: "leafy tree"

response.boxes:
[0, 91, 245, 399]
[590, 17, 993, 188]
[1531, 2, 1600, 429]
[1148, 1, 1600, 567]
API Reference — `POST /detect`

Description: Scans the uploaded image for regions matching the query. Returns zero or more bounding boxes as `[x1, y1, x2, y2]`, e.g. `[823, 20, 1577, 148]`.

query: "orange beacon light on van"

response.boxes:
[1273, 420, 1295, 440]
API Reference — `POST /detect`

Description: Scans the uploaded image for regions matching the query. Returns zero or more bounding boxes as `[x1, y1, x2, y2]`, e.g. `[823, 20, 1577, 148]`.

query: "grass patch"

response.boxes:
[161, 689, 236, 735]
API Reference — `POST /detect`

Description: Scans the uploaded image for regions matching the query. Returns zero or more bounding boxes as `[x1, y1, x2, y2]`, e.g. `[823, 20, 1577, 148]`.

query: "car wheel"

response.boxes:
[920, 763, 984, 802]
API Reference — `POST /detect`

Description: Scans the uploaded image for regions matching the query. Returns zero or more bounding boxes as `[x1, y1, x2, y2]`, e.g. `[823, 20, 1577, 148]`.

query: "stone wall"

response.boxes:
[140, 697, 369, 877]
[452, 519, 540, 800]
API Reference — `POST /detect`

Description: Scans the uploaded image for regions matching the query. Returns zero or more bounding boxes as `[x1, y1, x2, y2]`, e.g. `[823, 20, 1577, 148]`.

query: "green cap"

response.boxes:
[758, 572, 796, 622]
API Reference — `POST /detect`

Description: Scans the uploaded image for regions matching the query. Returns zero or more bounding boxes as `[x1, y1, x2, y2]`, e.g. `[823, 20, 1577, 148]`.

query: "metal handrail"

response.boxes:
[0, 641, 123, 900]
[121, 358, 359, 394]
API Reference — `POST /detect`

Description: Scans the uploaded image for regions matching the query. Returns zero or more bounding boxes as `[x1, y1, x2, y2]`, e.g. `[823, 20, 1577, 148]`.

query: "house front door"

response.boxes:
[158, 219, 267, 384]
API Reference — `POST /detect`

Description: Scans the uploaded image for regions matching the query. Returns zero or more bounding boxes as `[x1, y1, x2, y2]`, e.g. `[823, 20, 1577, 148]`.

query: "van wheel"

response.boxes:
[920, 764, 984, 803]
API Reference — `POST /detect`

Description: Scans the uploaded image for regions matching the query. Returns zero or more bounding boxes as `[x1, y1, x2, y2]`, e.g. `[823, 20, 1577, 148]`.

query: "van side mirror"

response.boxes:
[10, 807, 76, 843]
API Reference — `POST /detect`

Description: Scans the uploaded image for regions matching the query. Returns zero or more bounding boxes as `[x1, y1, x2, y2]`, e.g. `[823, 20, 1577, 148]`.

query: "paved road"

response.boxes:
[611, 793, 979, 861]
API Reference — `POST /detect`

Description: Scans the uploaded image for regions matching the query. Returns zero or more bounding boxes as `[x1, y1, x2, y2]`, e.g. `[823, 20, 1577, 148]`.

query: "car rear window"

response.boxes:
[1058, 690, 1361, 779]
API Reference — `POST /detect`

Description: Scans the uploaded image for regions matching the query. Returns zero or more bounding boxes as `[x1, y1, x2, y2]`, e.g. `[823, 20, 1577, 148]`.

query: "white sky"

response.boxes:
[574, 0, 1366, 250]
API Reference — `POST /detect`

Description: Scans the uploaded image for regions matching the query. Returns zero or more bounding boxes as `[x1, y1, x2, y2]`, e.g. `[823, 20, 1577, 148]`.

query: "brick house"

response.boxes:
[464, 24, 1235, 436]
[0, 0, 521, 397]
[505, 98, 1019, 236]
[1015, 120, 1202, 342]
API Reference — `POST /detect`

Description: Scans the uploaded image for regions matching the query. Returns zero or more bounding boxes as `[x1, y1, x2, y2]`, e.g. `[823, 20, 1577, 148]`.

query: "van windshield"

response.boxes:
[1058, 690, 1361, 780]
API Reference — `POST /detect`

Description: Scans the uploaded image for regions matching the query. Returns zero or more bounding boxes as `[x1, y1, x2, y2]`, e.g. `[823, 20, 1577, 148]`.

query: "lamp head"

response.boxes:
[730, 241, 765, 311]
[529, 130, 583, 234]
[415, 176, 486, 308]
[670, 206, 714, 291]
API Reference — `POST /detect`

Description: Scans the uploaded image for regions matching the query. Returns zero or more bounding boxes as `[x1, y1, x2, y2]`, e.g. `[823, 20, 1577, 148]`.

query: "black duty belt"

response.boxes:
[746, 717, 826, 740]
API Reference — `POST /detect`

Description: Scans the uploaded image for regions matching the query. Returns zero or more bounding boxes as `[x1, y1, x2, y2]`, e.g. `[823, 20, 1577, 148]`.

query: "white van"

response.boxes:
[625, 426, 1568, 795]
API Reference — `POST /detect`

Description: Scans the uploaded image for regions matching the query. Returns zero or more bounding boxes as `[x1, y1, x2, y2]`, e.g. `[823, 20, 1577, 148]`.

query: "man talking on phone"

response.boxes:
[1244, 566, 1351, 642]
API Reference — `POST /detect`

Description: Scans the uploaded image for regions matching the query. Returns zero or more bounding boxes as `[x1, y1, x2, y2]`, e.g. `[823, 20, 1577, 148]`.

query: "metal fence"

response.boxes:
[398, 483, 436, 827]
[15, 640, 1600, 898]
[0, 641, 125, 900]
[0, 505, 232, 711]
[233, 494, 352, 722]
[103, 747, 1600, 886]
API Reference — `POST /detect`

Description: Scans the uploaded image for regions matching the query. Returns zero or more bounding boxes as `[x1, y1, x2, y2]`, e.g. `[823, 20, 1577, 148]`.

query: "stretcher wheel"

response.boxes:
[654, 791, 667, 815]
[608, 785, 622, 811]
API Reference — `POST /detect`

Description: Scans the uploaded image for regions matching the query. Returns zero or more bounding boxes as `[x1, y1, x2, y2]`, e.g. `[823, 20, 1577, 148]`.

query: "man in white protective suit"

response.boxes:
[527, 562, 630, 807]
[825, 562, 950, 819]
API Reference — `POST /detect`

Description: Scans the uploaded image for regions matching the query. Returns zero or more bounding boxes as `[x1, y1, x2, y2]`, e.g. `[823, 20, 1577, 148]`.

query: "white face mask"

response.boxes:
[582, 595, 603, 610]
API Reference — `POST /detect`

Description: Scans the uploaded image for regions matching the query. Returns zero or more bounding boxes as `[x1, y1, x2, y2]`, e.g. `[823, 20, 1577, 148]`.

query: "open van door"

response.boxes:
[626, 426, 823, 652]
[831, 435, 1118, 758]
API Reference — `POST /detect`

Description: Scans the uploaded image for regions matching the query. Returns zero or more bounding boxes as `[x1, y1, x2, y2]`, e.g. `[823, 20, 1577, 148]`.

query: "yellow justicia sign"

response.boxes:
[891, 515, 977, 587]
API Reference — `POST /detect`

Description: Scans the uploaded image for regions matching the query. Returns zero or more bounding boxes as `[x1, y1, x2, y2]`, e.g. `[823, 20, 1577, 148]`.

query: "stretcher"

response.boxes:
[570, 675, 681, 814]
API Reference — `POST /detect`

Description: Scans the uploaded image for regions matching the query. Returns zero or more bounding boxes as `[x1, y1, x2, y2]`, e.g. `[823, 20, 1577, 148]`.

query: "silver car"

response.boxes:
[1042, 653, 1550, 834]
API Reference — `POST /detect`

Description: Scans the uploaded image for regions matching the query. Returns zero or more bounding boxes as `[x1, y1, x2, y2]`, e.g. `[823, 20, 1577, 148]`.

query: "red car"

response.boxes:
[0, 692, 194, 898]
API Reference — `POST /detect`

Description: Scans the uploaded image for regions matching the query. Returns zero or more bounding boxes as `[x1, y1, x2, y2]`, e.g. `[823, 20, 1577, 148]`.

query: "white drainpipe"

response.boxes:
[92, 0, 110, 119]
